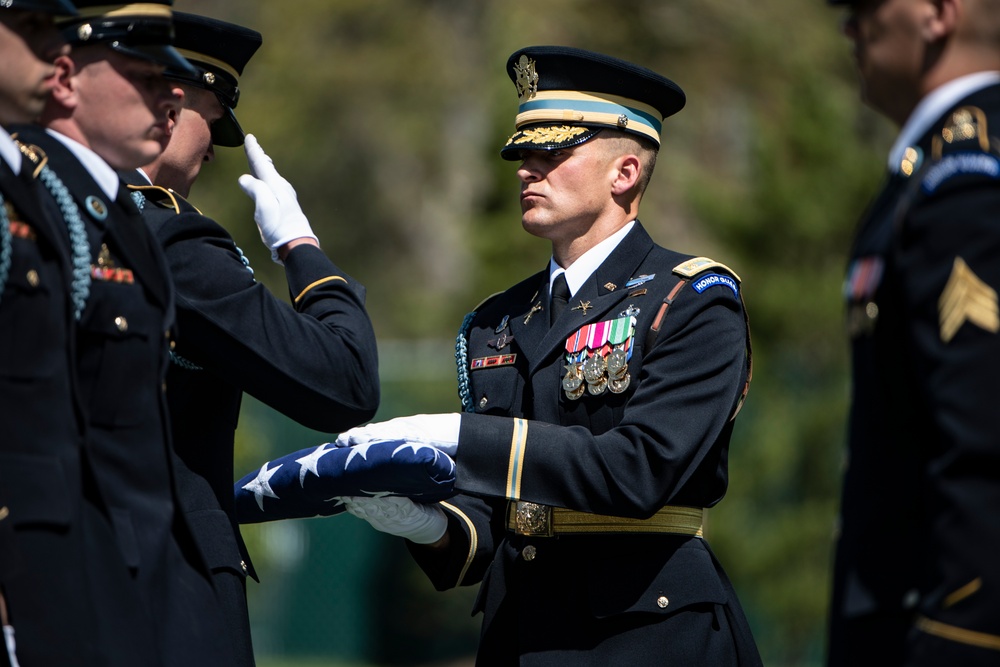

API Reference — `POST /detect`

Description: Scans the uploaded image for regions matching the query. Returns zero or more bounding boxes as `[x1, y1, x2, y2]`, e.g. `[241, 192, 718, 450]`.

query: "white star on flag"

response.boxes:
[391, 442, 455, 474]
[295, 443, 336, 486]
[344, 439, 382, 467]
[242, 462, 282, 511]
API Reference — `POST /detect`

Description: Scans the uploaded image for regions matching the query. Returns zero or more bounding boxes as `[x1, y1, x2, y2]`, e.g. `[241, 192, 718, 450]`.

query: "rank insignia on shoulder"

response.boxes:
[673, 257, 742, 282]
[471, 353, 517, 370]
[932, 106, 990, 159]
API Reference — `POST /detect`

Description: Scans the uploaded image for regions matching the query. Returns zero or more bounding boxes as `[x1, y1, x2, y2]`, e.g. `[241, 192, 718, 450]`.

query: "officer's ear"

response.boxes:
[610, 154, 641, 197]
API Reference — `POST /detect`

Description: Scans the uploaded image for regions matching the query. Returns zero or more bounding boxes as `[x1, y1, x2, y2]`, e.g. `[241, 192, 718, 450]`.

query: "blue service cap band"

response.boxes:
[515, 90, 664, 146]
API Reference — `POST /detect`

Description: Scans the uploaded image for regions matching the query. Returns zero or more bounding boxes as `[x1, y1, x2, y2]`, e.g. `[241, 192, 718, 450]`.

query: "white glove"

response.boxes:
[335, 413, 461, 457]
[341, 496, 447, 544]
[237, 133, 318, 263]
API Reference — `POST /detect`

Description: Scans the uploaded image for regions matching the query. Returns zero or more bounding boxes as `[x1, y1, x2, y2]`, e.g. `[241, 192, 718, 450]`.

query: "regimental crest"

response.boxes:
[512, 54, 538, 100]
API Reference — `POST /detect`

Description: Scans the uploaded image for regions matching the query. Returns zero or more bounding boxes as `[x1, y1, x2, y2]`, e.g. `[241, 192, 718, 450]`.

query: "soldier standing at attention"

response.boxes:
[13, 1, 235, 664]
[826, 1, 1000, 665]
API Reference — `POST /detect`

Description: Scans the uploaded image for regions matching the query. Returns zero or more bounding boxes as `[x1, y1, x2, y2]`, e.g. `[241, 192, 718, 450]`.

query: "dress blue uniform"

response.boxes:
[407, 46, 761, 666]
[1, 1, 174, 664]
[0, 132, 159, 667]
[120, 12, 380, 665]
[830, 82, 1000, 666]
[7, 2, 236, 664]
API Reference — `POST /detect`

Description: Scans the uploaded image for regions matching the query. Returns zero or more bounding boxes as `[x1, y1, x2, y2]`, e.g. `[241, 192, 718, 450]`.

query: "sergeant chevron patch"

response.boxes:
[939, 257, 999, 343]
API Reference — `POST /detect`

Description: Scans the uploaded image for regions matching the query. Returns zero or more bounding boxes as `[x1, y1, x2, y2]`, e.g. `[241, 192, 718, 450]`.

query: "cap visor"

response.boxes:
[499, 125, 601, 161]
[112, 43, 197, 76]
[210, 107, 245, 147]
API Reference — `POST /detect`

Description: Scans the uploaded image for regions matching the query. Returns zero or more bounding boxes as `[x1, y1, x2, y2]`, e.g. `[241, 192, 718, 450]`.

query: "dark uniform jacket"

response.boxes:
[120, 170, 380, 666]
[410, 222, 760, 666]
[830, 83, 1000, 666]
[0, 137, 159, 667]
[13, 125, 233, 667]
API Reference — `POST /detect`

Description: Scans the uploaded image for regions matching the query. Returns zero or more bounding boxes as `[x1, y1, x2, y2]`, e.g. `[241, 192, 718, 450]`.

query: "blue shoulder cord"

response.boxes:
[455, 311, 477, 412]
[37, 164, 91, 320]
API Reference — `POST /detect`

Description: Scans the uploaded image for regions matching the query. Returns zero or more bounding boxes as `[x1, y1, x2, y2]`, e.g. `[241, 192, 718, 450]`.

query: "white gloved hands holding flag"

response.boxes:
[238, 133, 318, 263]
[335, 413, 461, 457]
[341, 496, 448, 544]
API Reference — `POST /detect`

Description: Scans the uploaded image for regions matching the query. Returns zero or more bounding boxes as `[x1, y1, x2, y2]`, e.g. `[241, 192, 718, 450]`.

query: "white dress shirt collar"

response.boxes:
[549, 220, 636, 298]
[46, 128, 121, 200]
[0, 128, 23, 175]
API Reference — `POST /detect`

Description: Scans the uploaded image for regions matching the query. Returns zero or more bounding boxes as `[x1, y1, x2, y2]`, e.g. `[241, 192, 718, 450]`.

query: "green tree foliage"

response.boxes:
[176, 1, 897, 664]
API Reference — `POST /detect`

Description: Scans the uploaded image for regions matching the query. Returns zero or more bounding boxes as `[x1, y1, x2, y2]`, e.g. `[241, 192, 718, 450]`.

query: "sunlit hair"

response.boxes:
[594, 129, 659, 197]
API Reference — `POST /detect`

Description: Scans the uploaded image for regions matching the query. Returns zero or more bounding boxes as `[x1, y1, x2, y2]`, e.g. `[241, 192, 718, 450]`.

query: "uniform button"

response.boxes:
[521, 545, 537, 561]
[656, 595, 669, 609]
[479, 396, 488, 409]
[161, 382, 167, 393]
[0, 506, 9, 521]
[240, 560, 248, 572]
[169, 340, 176, 350]
[26, 270, 39, 287]
[115, 316, 128, 332]
[865, 302, 879, 320]
[164, 330, 170, 338]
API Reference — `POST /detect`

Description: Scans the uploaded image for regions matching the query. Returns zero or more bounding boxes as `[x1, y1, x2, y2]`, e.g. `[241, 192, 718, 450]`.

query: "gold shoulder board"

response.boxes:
[672, 256, 741, 282]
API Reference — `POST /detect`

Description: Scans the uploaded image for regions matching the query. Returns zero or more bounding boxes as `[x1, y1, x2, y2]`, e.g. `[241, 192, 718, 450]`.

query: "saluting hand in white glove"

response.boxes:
[238, 133, 318, 263]
[341, 496, 448, 545]
[335, 413, 461, 457]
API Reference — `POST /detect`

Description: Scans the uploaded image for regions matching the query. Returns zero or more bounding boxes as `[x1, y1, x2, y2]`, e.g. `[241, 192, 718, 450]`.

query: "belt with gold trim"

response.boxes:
[507, 501, 704, 537]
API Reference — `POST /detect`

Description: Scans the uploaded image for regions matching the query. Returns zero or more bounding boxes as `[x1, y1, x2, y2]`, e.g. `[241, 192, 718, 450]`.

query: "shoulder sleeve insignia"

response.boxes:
[672, 256, 742, 283]
[126, 184, 202, 215]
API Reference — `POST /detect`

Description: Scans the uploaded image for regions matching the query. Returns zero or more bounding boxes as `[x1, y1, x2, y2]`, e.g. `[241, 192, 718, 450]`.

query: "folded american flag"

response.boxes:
[234, 439, 456, 523]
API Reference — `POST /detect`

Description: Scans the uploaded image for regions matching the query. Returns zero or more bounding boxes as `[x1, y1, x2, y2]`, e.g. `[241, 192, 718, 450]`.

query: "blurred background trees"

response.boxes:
[172, 1, 894, 665]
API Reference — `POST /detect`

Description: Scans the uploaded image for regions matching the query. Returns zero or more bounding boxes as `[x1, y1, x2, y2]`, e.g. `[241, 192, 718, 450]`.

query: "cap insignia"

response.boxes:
[513, 54, 538, 101]
[78, 23, 93, 41]
[203, 71, 216, 85]
[617, 114, 629, 128]
[508, 125, 589, 147]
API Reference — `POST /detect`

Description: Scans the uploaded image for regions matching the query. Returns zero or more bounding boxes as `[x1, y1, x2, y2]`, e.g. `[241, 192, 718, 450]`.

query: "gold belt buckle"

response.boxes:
[514, 501, 553, 537]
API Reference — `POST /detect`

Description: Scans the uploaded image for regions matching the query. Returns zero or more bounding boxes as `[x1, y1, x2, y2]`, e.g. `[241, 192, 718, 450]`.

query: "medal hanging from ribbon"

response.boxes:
[562, 316, 635, 400]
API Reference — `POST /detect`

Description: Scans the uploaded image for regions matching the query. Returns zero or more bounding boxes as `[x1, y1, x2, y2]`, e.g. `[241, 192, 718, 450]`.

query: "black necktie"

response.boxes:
[550, 272, 569, 326]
